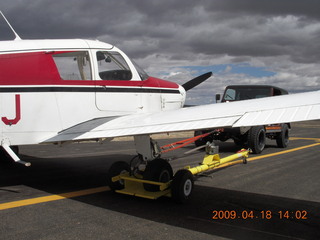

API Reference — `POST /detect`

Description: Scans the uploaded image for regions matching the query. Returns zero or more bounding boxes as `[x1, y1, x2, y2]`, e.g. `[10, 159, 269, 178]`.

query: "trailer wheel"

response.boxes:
[171, 169, 194, 204]
[248, 126, 266, 154]
[143, 159, 173, 192]
[276, 124, 289, 148]
[107, 161, 130, 191]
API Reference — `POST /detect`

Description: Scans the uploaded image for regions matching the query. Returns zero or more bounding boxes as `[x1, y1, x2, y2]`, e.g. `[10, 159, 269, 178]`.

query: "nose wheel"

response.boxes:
[143, 158, 173, 192]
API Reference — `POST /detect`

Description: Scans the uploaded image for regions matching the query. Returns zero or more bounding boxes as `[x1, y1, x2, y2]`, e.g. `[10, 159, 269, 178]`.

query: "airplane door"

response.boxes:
[95, 85, 142, 113]
[94, 51, 142, 114]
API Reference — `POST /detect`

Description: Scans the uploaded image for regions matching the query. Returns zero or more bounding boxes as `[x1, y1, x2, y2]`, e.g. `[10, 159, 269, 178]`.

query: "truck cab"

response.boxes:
[216, 85, 288, 102]
[195, 85, 290, 153]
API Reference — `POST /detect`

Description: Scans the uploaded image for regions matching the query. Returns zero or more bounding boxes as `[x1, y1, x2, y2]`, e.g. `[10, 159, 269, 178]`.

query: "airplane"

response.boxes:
[0, 12, 319, 200]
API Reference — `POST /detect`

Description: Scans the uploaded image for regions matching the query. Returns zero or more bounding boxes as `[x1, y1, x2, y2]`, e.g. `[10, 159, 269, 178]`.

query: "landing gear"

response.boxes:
[107, 134, 250, 203]
[143, 158, 173, 192]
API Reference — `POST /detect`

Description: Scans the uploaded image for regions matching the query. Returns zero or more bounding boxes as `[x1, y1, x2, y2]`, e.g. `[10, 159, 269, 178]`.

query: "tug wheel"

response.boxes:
[171, 169, 194, 204]
[107, 161, 130, 191]
[143, 159, 173, 192]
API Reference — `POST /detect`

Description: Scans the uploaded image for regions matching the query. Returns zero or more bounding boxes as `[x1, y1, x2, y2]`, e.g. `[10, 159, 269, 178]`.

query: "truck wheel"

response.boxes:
[107, 161, 130, 191]
[234, 138, 246, 146]
[276, 124, 289, 148]
[248, 126, 266, 154]
[171, 169, 194, 204]
[194, 130, 212, 147]
[143, 159, 173, 192]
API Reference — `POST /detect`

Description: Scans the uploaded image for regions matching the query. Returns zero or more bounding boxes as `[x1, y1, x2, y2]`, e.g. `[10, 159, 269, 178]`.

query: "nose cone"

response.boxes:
[179, 84, 187, 106]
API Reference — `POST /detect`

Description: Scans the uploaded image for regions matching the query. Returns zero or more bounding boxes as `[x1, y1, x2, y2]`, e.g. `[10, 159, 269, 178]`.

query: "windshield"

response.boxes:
[96, 51, 132, 80]
[131, 60, 149, 80]
[223, 87, 272, 101]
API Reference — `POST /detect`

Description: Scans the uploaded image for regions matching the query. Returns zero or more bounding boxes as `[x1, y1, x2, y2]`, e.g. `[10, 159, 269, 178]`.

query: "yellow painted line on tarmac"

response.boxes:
[248, 142, 320, 161]
[0, 186, 110, 211]
[290, 137, 320, 142]
[218, 142, 320, 169]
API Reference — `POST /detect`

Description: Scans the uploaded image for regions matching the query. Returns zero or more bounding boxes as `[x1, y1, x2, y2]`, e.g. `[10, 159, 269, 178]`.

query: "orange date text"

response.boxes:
[212, 210, 308, 220]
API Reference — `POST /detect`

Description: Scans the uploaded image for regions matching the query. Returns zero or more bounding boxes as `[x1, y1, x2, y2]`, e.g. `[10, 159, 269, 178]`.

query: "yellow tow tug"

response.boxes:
[108, 136, 250, 203]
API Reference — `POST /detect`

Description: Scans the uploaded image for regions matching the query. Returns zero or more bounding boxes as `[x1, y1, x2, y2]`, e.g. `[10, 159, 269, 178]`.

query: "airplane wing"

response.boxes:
[44, 90, 320, 143]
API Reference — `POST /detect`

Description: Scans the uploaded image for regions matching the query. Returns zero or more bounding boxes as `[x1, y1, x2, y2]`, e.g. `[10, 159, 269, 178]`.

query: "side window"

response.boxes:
[96, 51, 132, 80]
[52, 51, 92, 80]
[273, 88, 282, 96]
[224, 88, 236, 101]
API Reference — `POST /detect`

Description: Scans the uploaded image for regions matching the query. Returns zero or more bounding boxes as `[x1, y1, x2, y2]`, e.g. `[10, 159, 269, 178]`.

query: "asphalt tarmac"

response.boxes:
[1, 121, 320, 240]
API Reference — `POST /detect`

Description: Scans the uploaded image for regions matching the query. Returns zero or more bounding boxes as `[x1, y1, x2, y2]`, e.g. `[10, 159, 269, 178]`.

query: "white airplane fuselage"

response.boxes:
[0, 39, 186, 146]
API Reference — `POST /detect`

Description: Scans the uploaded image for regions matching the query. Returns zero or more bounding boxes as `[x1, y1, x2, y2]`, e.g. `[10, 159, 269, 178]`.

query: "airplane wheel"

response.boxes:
[248, 126, 266, 154]
[107, 161, 130, 191]
[171, 169, 194, 204]
[276, 124, 289, 148]
[143, 159, 173, 192]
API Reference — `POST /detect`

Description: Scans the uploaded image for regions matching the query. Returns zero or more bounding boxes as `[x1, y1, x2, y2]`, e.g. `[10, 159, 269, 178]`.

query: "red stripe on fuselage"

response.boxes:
[0, 52, 179, 90]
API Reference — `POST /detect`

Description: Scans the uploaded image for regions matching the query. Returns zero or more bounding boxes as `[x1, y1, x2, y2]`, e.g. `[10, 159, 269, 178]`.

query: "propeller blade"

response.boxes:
[182, 72, 212, 91]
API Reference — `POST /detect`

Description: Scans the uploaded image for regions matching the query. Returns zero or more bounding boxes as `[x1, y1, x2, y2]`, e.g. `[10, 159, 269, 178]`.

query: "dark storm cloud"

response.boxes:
[1, 0, 319, 103]
[2, 0, 320, 63]
[207, 0, 320, 20]
[2, 0, 119, 39]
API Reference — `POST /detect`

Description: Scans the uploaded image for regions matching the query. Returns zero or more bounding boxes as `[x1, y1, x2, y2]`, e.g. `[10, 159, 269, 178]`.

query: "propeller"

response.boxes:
[182, 72, 212, 91]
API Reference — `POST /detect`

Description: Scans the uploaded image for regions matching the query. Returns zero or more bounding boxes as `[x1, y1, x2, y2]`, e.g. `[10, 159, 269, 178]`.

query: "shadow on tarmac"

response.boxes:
[1, 151, 320, 240]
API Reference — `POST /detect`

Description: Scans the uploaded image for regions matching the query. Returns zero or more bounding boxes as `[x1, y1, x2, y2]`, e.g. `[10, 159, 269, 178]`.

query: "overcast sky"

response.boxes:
[1, 0, 320, 104]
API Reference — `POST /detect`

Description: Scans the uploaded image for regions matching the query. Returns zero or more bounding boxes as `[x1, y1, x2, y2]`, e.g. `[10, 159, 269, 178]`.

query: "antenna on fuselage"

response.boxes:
[0, 11, 22, 40]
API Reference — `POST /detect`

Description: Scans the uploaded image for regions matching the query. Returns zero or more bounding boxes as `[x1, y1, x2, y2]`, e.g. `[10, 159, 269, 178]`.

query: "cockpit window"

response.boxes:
[52, 51, 91, 80]
[96, 51, 132, 80]
[132, 60, 149, 80]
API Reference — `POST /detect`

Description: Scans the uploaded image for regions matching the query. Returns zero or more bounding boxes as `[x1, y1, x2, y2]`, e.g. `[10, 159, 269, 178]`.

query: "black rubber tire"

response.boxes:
[233, 138, 246, 147]
[171, 169, 194, 204]
[107, 161, 130, 191]
[276, 124, 289, 148]
[143, 159, 173, 192]
[194, 130, 213, 147]
[248, 126, 266, 154]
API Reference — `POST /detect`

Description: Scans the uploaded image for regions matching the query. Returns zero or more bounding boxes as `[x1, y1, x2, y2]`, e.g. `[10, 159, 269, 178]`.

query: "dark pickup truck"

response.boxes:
[194, 85, 290, 153]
